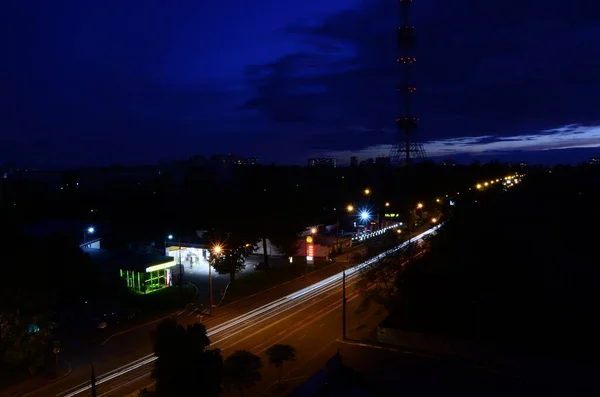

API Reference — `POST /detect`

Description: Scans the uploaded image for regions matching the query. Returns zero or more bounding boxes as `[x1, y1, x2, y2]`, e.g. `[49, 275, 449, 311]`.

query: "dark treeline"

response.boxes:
[389, 165, 600, 364]
[2, 161, 517, 248]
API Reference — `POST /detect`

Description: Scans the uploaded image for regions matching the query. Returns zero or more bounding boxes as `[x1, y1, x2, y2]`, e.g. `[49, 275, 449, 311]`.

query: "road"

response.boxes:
[21, 227, 438, 397]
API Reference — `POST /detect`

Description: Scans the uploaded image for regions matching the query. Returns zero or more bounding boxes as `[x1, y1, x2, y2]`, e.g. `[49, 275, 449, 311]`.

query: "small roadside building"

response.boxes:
[83, 247, 177, 294]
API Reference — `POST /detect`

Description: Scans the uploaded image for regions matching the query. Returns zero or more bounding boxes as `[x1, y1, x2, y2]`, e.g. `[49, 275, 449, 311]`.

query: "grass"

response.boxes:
[124, 284, 196, 314]
[224, 263, 322, 303]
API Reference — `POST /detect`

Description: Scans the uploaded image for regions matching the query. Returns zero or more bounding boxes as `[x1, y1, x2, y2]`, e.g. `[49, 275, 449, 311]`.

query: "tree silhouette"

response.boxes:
[223, 350, 263, 397]
[265, 344, 296, 384]
[151, 319, 222, 397]
[203, 229, 258, 283]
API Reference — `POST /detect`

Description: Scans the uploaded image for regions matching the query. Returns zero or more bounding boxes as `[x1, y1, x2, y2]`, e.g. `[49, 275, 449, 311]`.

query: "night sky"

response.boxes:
[3, 0, 600, 168]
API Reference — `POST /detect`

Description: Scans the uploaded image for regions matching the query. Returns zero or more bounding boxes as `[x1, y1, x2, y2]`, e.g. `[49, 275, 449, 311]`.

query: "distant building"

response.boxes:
[350, 156, 359, 167]
[308, 158, 337, 168]
[508, 162, 528, 168]
[440, 158, 456, 167]
[588, 158, 600, 166]
[210, 154, 259, 166]
[360, 158, 374, 166]
[375, 156, 390, 166]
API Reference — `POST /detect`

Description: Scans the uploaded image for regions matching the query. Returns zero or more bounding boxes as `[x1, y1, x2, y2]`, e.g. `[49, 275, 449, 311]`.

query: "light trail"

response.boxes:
[59, 225, 440, 397]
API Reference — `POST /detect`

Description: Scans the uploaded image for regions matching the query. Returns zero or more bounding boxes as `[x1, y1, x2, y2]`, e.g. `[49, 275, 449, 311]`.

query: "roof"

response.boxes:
[82, 247, 174, 273]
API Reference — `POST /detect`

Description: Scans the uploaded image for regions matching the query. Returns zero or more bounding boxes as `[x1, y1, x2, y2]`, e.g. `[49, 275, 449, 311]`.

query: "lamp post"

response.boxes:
[90, 361, 97, 397]
[83, 226, 94, 244]
[167, 234, 183, 289]
[336, 204, 354, 251]
[342, 270, 347, 340]
[209, 246, 222, 316]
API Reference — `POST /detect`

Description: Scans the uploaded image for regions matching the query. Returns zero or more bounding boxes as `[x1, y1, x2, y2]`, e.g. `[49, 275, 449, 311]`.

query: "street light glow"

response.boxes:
[87, 227, 95, 234]
[360, 211, 370, 220]
[431, 218, 438, 223]
[167, 234, 173, 240]
[364, 188, 370, 195]
[385, 202, 390, 207]
[310, 227, 317, 234]
[346, 204, 354, 212]
[213, 245, 222, 254]
[417, 203, 423, 209]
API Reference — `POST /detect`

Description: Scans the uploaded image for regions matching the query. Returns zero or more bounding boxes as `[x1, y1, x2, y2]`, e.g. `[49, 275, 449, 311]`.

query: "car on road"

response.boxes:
[254, 262, 269, 271]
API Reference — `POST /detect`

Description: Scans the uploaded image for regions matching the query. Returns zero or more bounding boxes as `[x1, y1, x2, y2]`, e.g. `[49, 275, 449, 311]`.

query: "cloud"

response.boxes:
[242, 0, 600, 154]
[319, 124, 600, 164]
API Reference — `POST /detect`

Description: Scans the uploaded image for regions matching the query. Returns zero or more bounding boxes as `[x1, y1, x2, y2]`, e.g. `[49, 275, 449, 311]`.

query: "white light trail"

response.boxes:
[59, 225, 441, 397]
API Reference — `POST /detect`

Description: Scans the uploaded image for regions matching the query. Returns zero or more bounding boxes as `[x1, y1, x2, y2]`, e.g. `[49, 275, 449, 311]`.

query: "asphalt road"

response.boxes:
[66, 259, 386, 397]
[19, 226, 436, 397]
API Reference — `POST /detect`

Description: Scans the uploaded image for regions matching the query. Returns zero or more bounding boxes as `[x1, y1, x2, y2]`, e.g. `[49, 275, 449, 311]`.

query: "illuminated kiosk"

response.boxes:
[82, 247, 176, 294]
[120, 258, 177, 294]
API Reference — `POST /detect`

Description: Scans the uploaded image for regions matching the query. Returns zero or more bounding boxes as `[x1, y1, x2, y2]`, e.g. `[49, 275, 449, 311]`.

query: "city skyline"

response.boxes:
[2, 0, 599, 168]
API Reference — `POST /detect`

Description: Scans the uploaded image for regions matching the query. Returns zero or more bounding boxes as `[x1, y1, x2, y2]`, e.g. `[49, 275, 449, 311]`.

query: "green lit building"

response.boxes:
[83, 247, 177, 294]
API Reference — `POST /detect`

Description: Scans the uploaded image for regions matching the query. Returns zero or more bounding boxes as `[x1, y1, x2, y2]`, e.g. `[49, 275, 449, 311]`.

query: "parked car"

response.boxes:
[254, 262, 270, 271]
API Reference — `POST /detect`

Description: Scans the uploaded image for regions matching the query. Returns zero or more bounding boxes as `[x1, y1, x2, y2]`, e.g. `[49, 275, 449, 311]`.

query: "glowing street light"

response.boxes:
[385, 202, 390, 207]
[476, 184, 482, 189]
[213, 245, 222, 254]
[83, 226, 95, 244]
[167, 234, 173, 240]
[364, 188, 371, 196]
[431, 218, 438, 223]
[436, 198, 441, 203]
[360, 211, 370, 220]
[346, 204, 354, 212]
[416, 203, 423, 209]
[310, 227, 317, 234]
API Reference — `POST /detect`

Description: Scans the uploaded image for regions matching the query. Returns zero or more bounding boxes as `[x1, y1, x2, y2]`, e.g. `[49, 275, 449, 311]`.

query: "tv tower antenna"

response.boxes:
[389, 0, 426, 165]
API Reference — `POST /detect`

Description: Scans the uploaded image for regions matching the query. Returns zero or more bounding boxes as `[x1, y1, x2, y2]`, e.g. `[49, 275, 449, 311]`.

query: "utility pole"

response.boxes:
[342, 270, 347, 340]
[90, 362, 97, 397]
[208, 258, 213, 315]
[179, 236, 183, 291]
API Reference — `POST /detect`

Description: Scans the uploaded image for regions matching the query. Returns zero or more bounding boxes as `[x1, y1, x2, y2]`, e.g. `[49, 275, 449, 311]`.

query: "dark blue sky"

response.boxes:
[2, 0, 599, 168]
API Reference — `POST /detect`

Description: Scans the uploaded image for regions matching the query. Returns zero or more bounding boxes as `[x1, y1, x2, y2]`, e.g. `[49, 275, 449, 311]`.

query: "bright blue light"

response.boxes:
[87, 227, 95, 234]
[360, 211, 370, 220]
[168, 234, 173, 240]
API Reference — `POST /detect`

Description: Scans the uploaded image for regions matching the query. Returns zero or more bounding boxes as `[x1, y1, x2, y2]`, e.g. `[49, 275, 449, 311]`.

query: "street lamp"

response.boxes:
[431, 218, 438, 224]
[310, 227, 317, 234]
[417, 203, 423, 209]
[166, 234, 183, 289]
[385, 202, 390, 207]
[83, 226, 95, 243]
[336, 204, 355, 249]
[207, 245, 223, 315]
[364, 188, 371, 196]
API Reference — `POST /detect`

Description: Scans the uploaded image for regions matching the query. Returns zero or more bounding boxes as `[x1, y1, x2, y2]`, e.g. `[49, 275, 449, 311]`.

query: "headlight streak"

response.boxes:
[60, 225, 441, 397]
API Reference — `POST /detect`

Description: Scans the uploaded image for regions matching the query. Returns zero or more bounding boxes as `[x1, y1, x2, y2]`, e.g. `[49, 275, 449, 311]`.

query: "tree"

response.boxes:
[152, 319, 223, 397]
[203, 229, 258, 283]
[356, 250, 404, 311]
[265, 344, 296, 384]
[265, 211, 305, 259]
[0, 228, 56, 376]
[223, 350, 263, 397]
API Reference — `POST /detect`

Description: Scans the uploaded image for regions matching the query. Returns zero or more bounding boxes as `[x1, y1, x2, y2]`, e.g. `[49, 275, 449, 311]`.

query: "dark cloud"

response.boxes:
[242, 0, 600, 153]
